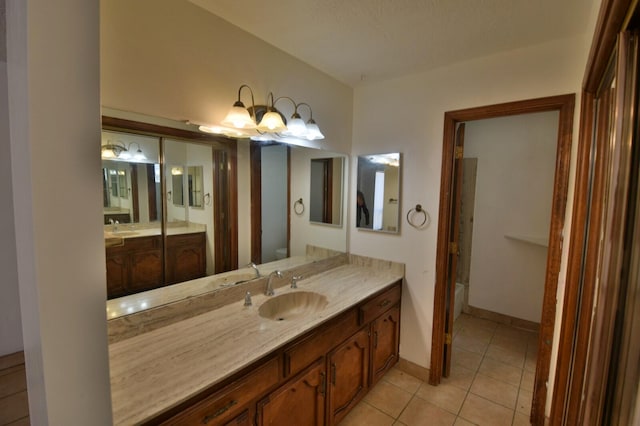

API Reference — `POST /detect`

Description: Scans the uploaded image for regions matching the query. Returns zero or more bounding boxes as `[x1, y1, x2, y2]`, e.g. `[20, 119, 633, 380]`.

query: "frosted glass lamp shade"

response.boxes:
[305, 122, 325, 140]
[117, 149, 132, 160]
[221, 103, 256, 129]
[132, 148, 147, 162]
[257, 111, 287, 133]
[284, 117, 307, 136]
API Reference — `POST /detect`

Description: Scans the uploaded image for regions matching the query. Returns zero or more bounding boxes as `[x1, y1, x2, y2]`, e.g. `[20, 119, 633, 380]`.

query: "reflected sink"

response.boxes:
[258, 291, 328, 321]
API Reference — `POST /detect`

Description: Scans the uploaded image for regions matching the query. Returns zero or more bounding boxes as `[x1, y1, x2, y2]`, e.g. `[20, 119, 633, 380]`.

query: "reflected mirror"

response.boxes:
[170, 166, 184, 206]
[356, 153, 401, 233]
[188, 166, 204, 208]
[310, 157, 344, 226]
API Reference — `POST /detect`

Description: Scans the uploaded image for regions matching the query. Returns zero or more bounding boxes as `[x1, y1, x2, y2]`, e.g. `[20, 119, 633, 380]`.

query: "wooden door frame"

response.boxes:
[429, 94, 575, 425]
[550, 0, 637, 423]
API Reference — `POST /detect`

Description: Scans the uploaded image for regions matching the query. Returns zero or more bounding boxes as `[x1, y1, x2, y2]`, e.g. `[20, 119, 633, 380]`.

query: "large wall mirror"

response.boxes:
[356, 153, 402, 233]
[102, 113, 348, 310]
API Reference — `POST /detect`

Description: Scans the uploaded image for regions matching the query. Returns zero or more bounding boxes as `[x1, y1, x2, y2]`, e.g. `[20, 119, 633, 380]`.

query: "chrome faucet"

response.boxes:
[265, 270, 282, 296]
[247, 262, 260, 278]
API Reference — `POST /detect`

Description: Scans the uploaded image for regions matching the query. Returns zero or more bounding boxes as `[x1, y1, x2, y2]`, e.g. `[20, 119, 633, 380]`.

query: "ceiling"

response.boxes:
[189, 0, 594, 87]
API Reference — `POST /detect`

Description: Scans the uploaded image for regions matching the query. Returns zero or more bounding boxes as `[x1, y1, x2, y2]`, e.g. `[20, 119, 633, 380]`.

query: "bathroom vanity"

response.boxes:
[105, 226, 207, 299]
[107, 255, 403, 425]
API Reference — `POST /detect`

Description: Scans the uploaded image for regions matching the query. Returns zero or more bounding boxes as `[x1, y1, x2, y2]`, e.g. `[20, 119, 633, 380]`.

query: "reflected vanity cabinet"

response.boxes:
[106, 231, 206, 299]
[165, 232, 207, 285]
[106, 235, 163, 299]
[154, 280, 401, 426]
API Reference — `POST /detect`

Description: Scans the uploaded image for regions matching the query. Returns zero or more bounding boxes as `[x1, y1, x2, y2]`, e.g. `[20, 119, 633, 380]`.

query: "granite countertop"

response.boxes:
[108, 263, 403, 425]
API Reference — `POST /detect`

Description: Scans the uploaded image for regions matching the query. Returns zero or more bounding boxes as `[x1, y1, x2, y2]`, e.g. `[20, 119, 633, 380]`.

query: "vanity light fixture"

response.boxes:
[101, 142, 127, 159]
[101, 141, 147, 162]
[200, 84, 325, 142]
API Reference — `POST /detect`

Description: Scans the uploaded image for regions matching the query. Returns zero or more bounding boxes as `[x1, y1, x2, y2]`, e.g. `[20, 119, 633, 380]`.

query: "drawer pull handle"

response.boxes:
[331, 363, 337, 386]
[379, 299, 391, 308]
[202, 399, 238, 424]
[320, 372, 326, 395]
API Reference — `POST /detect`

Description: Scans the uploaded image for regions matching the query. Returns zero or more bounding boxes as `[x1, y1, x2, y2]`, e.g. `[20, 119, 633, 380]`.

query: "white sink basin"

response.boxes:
[258, 291, 328, 321]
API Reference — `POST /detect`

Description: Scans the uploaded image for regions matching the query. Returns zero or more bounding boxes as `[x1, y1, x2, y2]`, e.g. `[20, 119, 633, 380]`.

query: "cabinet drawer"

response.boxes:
[167, 232, 205, 247]
[106, 235, 161, 254]
[359, 282, 402, 325]
[284, 309, 358, 378]
[163, 357, 279, 426]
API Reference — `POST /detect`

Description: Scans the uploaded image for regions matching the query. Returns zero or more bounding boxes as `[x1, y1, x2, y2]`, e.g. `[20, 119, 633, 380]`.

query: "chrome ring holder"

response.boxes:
[294, 198, 305, 215]
[407, 204, 430, 229]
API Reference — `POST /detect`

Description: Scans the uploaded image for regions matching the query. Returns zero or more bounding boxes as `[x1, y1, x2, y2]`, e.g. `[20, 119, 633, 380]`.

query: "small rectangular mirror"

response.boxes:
[309, 157, 344, 226]
[188, 165, 204, 208]
[171, 166, 184, 206]
[356, 153, 401, 233]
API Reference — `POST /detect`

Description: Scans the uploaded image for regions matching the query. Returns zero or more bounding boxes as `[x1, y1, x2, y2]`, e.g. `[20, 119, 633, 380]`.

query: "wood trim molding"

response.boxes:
[429, 94, 575, 426]
[250, 142, 262, 264]
[551, 0, 639, 423]
[583, 0, 634, 92]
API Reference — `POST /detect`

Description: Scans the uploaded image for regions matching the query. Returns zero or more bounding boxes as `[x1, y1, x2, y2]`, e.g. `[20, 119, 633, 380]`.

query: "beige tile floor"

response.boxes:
[341, 313, 538, 426]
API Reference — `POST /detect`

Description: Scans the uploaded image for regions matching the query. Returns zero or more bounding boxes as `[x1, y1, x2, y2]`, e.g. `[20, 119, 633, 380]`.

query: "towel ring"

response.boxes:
[407, 204, 430, 229]
[294, 198, 305, 215]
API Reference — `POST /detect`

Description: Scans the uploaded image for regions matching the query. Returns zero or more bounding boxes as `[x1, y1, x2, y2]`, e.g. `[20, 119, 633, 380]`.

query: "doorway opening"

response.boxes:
[429, 94, 575, 425]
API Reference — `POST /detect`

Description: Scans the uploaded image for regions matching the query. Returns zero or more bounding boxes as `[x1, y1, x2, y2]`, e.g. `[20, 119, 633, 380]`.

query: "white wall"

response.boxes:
[464, 111, 559, 322]
[351, 33, 592, 375]
[0, 0, 23, 357]
[100, 0, 353, 156]
[7, 0, 112, 423]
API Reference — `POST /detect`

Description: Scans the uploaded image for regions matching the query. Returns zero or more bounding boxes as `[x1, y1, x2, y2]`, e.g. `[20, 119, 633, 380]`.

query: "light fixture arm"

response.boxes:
[296, 102, 315, 122]
[274, 96, 301, 118]
[237, 84, 257, 122]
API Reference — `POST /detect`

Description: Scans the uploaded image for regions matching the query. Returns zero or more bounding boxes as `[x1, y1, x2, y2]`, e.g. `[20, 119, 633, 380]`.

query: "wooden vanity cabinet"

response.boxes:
[257, 359, 326, 426]
[159, 357, 280, 426]
[148, 280, 402, 425]
[327, 328, 370, 425]
[370, 305, 401, 386]
[106, 235, 163, 299]
[165, 232, 206, 285]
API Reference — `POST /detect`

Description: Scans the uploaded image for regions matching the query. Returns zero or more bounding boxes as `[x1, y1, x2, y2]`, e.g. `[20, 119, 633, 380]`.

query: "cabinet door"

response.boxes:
[370, 305, 400, 385]
[129, 250, 163, 292]
[105, 253, 128, 299]
[166, 233, 206, 284]
[327, 328, 369, 425]
[257, 359, 325, 426]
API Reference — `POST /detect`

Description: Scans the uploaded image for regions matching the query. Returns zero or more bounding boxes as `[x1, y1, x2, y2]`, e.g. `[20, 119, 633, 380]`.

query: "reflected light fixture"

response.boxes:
[200, 84, 325, 141]
[101, 141, 147, 162]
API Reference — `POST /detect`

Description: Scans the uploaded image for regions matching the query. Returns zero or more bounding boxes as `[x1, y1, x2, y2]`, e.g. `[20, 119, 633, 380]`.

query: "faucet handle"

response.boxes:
[244, 291, 252, 307]
[291, 276, 302, 289]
